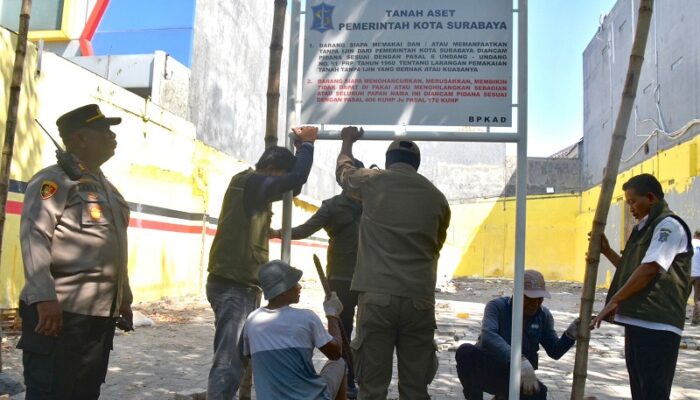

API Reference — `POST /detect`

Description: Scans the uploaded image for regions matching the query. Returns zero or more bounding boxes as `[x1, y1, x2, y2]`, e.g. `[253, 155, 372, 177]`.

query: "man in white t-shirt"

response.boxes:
[242, 260, 347, 400]
[691, 230, 700, 325]
[592, 173, 693, 400]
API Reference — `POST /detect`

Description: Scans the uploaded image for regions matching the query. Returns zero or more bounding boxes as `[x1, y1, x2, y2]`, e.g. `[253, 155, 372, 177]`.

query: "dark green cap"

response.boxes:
[386, 139, 420, 158]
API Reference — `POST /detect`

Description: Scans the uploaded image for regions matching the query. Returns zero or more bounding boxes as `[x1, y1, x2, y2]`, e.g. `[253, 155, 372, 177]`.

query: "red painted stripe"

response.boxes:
[7, 200, 23, 215]
[5, 200, 328, 249]
[128, 220, 327, 248]
[79, 0, 110, 56]
[271, 238, 329, 249]
[129, 218, 202, 234]
[292, 239, 328, 249]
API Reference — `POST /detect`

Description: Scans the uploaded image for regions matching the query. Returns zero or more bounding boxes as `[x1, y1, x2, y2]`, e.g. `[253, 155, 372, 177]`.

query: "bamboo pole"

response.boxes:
[570, 1, 654, 398]
[240, 3, 288, 398]
[264, 0, 288, 149]
[0, 0, 32, 373]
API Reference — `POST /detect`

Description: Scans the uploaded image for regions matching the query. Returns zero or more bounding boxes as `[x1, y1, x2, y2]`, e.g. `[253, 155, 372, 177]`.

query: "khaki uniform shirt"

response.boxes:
[20, 164, 132, 317]
[336, 154, 451, 300]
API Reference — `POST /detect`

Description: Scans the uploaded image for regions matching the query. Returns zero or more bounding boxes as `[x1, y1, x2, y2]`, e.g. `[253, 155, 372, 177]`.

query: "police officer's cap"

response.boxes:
[56, 104, 121, 137]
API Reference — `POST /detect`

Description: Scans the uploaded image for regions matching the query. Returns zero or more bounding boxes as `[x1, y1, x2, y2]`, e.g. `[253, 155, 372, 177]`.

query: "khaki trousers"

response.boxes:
[351, 292, 438, 400]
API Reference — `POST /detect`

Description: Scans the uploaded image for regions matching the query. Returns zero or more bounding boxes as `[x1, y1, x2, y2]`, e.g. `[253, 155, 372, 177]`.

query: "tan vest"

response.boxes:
[607, 201, 692, 330]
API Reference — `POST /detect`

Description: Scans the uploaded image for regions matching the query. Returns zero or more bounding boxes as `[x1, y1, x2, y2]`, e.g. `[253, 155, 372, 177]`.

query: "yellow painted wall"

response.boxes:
[1, 29, 40, 307]
[444, 134, 700, 285]
[449, 195, 581, 281]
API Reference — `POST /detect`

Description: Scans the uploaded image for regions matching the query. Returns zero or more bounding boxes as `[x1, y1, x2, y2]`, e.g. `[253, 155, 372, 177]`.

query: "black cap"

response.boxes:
[56, 104, 122, 137]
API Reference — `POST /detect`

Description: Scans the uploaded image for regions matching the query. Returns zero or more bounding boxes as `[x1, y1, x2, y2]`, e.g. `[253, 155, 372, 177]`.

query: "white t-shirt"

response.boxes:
[615, 215, 689, 335]
[691, 238, 700, 277]
[242, 306, 334, 400]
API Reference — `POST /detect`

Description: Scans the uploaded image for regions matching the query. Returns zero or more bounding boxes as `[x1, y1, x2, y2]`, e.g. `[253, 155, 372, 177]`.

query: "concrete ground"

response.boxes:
[1, 277, 699, 399]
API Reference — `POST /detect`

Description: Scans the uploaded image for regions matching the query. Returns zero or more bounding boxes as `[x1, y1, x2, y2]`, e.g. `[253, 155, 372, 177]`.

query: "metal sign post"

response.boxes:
[509, 2, 528, 398]
[282, 2, 528, 398]
[282, 0, 302, 263]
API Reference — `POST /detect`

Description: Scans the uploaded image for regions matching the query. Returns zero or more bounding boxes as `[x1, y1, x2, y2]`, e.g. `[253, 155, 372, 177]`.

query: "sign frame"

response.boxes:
[300, 0, 514, 128]
[281, 1, 529, 399]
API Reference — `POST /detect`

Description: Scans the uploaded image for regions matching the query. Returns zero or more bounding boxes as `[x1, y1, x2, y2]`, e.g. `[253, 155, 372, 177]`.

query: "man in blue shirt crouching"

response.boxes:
[455, 270, 579, 399]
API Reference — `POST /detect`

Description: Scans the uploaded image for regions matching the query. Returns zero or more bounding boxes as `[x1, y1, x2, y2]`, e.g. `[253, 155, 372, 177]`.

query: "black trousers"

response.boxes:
[455, 343, 547, 400]
[329, 279, 358, 386]
[624, 325, 681, 400]
[18, 301, 116, 400]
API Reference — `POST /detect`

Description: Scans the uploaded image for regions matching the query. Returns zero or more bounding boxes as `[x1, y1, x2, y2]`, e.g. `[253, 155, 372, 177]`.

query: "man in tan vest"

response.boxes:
[335, 127, 451, 399]
[206, 126, 318, 399]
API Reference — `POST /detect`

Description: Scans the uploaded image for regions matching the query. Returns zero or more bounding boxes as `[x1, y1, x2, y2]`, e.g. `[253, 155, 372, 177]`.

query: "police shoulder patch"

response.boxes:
[40, 180, 58, 200]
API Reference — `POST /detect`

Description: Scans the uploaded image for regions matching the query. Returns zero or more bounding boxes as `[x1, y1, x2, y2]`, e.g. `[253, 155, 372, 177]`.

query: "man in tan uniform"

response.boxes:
[336, 127, 451, 399]
[18, 104, 133, 399]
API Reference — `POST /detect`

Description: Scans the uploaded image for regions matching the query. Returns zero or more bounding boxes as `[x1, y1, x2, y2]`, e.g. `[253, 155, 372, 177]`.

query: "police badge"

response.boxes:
[311, 3, 334, 33]
[40, 180, 58, 200]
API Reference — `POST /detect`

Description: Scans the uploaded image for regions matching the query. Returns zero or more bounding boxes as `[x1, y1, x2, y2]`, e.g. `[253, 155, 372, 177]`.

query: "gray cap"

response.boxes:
[523, 270, 551, 299]
[386, 140, 420, 158]
[258, 260, 303, 300]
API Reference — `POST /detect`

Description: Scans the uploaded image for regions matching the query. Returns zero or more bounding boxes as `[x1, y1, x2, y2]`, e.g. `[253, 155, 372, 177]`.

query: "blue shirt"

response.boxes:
[476, 296, 574, 369]
[242, 306, 334, 400]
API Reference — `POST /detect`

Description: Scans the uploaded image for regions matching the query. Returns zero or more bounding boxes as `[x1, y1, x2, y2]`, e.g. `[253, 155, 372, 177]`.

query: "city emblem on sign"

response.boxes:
[311, 3, 334, 33]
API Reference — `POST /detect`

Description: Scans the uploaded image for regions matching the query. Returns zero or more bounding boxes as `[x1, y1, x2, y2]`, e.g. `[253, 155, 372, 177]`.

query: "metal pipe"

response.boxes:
[317, 130, 520, 143]
[508, 1, 528, 399]
[281, 0, 302, 263]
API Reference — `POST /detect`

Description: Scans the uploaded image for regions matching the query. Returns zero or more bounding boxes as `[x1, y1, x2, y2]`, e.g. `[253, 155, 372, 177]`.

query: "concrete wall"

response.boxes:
[13, 0, 700, 300]
[582, 0, 700, 189]
[69, 51, 191, 120]
[189, 0, 279, 166]
[189, 2, 510, 201]
[152, 51, 191, 120]
[505, 157, 581, 197]
[0, 28, 320, 307]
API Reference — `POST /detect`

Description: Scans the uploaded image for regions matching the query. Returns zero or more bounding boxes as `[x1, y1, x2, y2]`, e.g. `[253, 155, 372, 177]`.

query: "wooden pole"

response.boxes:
[313, 254, 354, 371]
[570, 1, 654, 398]
[0, 0, 32, 373]
[264, 0, 288, 149]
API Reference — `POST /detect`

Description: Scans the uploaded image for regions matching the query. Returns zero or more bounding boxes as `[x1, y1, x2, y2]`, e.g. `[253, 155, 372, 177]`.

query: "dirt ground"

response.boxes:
[1, 277, 699, 399]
